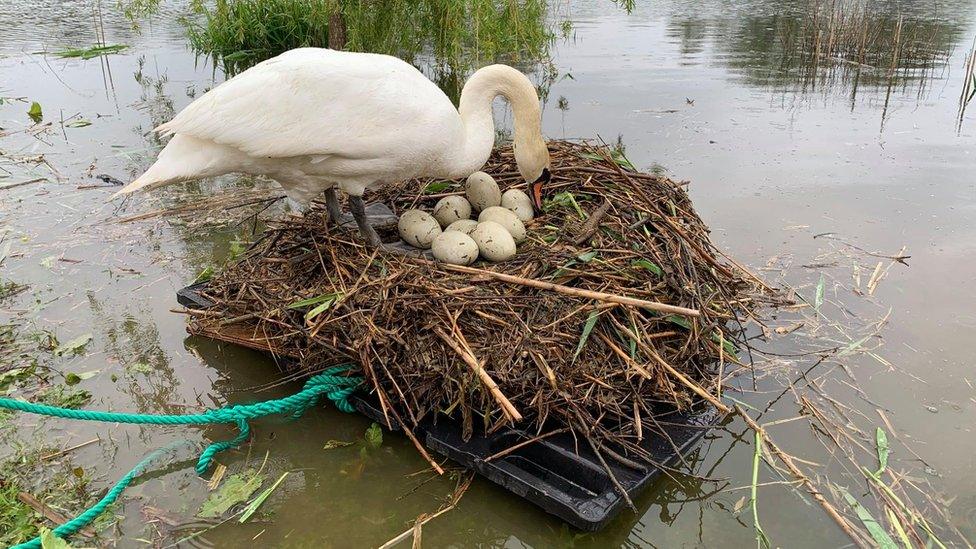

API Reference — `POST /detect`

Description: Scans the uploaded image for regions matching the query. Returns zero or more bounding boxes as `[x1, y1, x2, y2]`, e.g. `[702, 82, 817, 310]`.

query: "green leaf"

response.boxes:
[578, 151, 635, 171]
[577, 251, 599, 263]
[304, 296, 337, 322]
[573, 309, 601, 363]
[323, 439, 354, 450]
[53, 333, 92, 356]
[632, 259, 663, 277]
[546, 192, 585, 219]
[874, 427, 889, 476]
[814, 274, 825, 313]
[665, 314, 691, 330]
[423, 181, 452, 194]
[65, 119, 92, 128]
[54, 44, 128, 59]
[364, 422, 383, 449]
[27, 101, 42, 123]
[198, 470, 265, 518]
[193, 266, 214, 284]
[239, 472, 289, 523]
[838, 486, 898, 549]
[287, 292, 341, 310]
[40, 527, 72, 549]
[838, 335, 871, 357]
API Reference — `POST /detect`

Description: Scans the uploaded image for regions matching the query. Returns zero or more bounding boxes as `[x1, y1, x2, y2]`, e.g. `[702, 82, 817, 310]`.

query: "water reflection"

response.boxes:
[664, 0, 973, 120]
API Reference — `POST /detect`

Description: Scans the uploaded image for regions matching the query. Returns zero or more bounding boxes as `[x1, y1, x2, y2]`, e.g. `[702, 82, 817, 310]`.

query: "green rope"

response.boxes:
[0, 366, 361, 549]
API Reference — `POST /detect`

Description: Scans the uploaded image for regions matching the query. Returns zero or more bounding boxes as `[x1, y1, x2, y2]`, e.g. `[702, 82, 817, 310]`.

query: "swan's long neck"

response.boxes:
[444, 65, 542, 178]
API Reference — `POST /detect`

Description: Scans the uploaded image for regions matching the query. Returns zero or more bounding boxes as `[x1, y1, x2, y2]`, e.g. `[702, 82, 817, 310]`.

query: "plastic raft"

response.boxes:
[177, 283, 717, 531]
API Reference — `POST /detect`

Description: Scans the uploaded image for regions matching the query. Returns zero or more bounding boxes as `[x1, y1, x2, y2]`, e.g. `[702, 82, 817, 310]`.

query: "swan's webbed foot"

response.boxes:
[348, 196, 426, 256]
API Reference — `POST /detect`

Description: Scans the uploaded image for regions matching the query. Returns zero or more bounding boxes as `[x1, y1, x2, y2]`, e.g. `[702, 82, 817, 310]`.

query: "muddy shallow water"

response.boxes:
[1, 0, 975, 547]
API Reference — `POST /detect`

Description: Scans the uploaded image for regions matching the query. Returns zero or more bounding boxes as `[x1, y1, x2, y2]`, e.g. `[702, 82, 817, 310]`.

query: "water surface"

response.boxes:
[1, 0, 975, 546]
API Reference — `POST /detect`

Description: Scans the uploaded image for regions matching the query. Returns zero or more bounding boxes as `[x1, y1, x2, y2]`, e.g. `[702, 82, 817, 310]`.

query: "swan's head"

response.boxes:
[514, 138, 550, 212]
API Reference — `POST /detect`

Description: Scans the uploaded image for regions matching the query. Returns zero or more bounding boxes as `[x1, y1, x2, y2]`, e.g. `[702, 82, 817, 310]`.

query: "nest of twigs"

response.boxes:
[189, 140, 768, 461]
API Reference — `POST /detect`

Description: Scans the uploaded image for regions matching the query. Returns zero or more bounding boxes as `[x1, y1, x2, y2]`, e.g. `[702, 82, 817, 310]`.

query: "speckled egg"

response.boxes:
[465, 172, 501, 212]
[431, 231, 479, 265]
[478, 206, 527, 243]
[432, 195, 472, 228]
[445, 219, 479, 235]
[501, 188, 535, 222]
[470, 221, 517, 262]
[397, 209, 441, 249]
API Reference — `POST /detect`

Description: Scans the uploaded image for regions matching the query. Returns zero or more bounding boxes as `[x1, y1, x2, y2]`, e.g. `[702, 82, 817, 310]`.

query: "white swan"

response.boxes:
[114, 48, 551, 246]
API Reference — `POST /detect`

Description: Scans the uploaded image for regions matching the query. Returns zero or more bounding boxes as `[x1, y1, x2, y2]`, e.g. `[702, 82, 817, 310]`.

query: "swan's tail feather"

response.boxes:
[110, 134, 238, 200]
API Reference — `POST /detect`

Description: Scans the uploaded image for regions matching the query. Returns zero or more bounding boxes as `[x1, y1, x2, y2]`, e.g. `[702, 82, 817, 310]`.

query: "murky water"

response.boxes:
[2, 0, 975, 547]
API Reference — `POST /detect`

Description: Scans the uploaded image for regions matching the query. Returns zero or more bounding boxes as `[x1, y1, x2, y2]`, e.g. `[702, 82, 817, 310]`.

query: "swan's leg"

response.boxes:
[324, 187, 342, 225]
[349, 195, 383, 247]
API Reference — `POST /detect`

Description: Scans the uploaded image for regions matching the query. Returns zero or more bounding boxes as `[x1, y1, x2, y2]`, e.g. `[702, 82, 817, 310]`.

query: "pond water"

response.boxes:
[1, 0, 975, 547]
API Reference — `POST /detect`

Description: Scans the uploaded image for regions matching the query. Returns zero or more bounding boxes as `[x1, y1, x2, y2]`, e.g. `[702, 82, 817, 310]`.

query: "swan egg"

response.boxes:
[432, 195, 473, 228]
[501, 189, 535, 222]
[470, 221, 517, 262]
[477, 206, 527, 243]
[465, 172, 501, 212]
[398, 209, 441, 249]
[445, 219, 479, 234]
[431, 231, 479, 265]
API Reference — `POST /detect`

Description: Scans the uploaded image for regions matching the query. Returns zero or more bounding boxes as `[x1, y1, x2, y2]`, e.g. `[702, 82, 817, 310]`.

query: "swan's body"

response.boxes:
[116, 48, 550, 245]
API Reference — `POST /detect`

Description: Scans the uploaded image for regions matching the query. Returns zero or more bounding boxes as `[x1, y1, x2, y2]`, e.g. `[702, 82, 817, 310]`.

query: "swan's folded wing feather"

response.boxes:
[155, 50, 451, 160]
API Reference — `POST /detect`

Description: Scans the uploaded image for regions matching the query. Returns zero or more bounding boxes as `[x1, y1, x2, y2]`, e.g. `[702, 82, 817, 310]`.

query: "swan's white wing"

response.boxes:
[156, 49, 455, 160]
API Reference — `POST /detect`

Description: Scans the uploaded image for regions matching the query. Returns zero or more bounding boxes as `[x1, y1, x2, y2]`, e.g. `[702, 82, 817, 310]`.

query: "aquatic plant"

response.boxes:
[184, 0, 553, 75]
[185, 0, 333, 73]
[54, 44, 129, 59]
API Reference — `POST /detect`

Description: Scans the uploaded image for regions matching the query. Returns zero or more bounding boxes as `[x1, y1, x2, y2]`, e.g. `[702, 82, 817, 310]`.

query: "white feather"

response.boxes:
[114, 48, 549, 204]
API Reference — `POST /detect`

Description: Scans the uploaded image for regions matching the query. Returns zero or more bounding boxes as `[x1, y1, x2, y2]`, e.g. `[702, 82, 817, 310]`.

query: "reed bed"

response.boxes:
[185, 141, 771, 465]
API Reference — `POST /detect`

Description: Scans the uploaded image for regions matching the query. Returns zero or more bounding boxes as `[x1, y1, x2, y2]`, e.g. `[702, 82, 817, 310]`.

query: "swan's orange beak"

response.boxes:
[530, 168, 551, 213]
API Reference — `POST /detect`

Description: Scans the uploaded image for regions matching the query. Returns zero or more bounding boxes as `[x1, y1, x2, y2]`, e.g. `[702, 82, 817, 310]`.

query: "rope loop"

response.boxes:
[1, 364, 363, 549]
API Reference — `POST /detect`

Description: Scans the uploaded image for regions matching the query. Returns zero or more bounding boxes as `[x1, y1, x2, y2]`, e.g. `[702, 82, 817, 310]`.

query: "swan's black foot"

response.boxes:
[324, 187, 342, 226]
[377, 241, 427, 257]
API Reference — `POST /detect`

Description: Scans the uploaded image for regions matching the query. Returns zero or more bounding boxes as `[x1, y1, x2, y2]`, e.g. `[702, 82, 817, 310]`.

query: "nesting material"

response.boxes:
[188, 141, 768, 464]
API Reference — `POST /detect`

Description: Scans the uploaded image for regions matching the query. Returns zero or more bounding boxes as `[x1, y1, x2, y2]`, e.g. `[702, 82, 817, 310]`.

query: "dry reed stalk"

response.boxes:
[437, 262, 700, 317]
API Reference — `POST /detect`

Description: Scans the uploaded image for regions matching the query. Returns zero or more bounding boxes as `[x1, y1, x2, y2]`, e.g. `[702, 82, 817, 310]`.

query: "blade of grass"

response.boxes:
[874, 427, 889, 476]
[838, 485, 897, 549]
[751, 431, 771, 549]
[632, 258, 663, 277]
[885, 508, 912, 549]
[239, 471, 289, 523]
[572, 309, 600, 363]
[814, 274, 825, 313]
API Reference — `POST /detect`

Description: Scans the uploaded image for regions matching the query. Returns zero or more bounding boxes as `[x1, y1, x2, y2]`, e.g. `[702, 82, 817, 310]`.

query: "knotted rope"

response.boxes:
[0, 366, 362, 548]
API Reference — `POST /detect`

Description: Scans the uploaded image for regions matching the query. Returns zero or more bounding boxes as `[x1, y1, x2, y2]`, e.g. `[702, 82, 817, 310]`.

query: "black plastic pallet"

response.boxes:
[177, 283, 717, 531]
